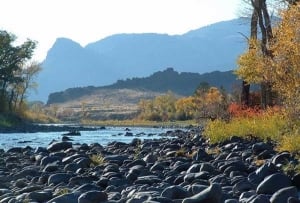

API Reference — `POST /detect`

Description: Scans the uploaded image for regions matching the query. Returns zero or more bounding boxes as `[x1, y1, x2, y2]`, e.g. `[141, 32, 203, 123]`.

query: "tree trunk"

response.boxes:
[241, 81, 250, 106]
[250, 0, 274, 109]
[241, 5, 258, 106]
[8, 90, 14, 112]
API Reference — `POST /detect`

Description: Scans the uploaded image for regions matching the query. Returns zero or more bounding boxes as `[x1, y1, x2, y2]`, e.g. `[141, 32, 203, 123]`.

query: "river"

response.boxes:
[0, 126, 175, 151]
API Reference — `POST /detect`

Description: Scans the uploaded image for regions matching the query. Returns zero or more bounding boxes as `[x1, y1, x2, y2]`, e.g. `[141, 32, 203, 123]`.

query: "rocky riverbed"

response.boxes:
[0, 127, 299, 203]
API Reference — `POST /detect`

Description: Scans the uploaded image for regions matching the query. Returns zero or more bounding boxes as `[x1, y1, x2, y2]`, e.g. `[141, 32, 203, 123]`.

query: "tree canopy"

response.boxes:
[0, 30, 40, 113]
[237, 3, 300, 119]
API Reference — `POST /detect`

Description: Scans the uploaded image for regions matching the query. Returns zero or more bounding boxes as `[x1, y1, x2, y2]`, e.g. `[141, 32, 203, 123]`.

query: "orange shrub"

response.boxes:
[228, 102, 282, 119]
[228, 103, 262, 118]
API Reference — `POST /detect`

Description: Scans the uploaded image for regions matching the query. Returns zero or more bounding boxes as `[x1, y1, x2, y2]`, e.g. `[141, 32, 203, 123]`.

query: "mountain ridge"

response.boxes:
[47, 68, 240, 104]
[32, 18, 250, 102]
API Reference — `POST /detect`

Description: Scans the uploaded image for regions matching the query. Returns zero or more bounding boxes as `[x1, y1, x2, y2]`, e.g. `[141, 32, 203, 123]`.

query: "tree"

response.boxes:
[238, 2, 300, 119]
[194, 82, 210, 97]
[0, 30, 37, 112]
[138, 92, 177, 121]
[175, 96, 195, 120]
[239, 0, 274, 108]
[239, 0, 300, 108]
[8, 62, 42, 112]
[153, 92, 177, 121]
[18, 62, 42, 106]
[268, 4, 300, 119]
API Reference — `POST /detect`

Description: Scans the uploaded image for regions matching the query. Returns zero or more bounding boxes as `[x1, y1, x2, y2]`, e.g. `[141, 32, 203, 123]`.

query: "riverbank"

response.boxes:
[81, 119, 200, 128]
[0, 118, 198, 133]
[0, 122, 97, 133]
[0, 127, 299, 203]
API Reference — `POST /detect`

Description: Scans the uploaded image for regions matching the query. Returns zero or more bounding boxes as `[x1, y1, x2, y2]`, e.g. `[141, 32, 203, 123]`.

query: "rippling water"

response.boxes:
[0, 127, 174, 151]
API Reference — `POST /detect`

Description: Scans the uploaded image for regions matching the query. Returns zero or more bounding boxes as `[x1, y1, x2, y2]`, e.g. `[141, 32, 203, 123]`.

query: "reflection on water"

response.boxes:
[0, 127, 174, 151]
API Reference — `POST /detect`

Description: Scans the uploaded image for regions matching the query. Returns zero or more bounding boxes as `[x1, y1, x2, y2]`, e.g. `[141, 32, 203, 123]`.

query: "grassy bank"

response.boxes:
[0, 113, 23, 127]
[203, 111, 300, 154]
[81, 119, 200, 128]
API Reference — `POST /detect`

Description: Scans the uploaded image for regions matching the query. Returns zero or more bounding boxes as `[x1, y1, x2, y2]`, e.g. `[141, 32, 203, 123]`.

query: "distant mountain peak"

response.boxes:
[44, 37, 83, 61]
[32, 18, 249, 102]
[52, 37, 82, 49]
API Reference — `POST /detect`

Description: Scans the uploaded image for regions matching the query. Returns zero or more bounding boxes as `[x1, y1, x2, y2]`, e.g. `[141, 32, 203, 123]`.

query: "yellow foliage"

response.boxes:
[137, 87, 229, 121]
[236, 4, 300, 119]
[24, 110, 58, 123]
[236, 39, 265, 84]
[203, 111, 287, 144]
[269, 5, 300, 119]
[204, 87, 220, 103]
[277, 121, 300, 153]
[138, 92, 177, 121]
[277, 133, 300, 154]
[90, 154, 105, 166]
[175, 96, 196, 119]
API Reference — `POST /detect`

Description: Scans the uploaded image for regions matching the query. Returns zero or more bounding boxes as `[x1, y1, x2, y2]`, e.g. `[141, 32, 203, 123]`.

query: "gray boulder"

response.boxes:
[78, 190, 108, 203]
[270, 186, 298, 203]
[257, 173, 292, 194]
[182, 183, 222, 203]
[161, 185, 189, 199]
[26, 191, 53, 202]
[47, 141, 72, 152]
[40, 156, 61, 166]
[143, 153, 157, 164]
[233, 179, 255, 195]
[288, 197, 300, 203]
[48, 173, 73, 185]
[271, 152, 291, 165]
[247, 194, 271, 203]
[46, 192, 80, 203]
[134, 175, 161, 185]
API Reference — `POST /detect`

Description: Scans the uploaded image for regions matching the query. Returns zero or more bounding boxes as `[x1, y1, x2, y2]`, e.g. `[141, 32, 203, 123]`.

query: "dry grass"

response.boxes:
[81, 118, 198, 128]
[203, 110, 300, 155]
[90, 154, 106, 166]
[203, 113, 286, 144]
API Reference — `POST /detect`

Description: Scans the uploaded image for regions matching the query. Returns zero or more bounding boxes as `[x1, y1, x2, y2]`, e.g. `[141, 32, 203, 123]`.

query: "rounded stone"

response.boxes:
[257, 173, 292, 195]
[182, 183, 222, 203]
[270, 186, 298, 203]
[78, 191, 108, 203]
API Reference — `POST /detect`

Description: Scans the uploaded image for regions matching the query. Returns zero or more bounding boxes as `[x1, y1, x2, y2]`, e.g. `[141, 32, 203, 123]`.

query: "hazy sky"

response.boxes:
[0, 0, 240, 61]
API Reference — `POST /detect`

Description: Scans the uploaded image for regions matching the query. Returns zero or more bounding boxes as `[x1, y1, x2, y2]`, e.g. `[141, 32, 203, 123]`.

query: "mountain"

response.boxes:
[32, 18, 250, 102]
[47, 68, 240, 104]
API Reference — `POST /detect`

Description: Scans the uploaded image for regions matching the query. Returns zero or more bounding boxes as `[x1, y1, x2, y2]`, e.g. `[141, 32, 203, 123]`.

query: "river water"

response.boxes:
[0, 126, 174, 151]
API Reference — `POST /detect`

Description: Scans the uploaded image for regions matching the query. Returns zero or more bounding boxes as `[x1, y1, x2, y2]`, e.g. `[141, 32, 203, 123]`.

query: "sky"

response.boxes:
[0, 0, 240, 61]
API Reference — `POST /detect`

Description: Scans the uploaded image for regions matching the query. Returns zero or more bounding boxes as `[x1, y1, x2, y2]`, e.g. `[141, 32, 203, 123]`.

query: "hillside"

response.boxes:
[51, 89, 164, 121]
[47, 68, 241, 121]
[32, 18, 250, 101]
[109, 68, 239, 96]
[47, 68, 240, 104]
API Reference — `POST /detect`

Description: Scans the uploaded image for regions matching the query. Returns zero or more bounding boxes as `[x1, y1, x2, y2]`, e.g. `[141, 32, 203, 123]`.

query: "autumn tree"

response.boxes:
[201, 87, 228, 120]
[268, 4, 300, 119]
[191, 86, 229, 120]
[175, 96, 195, 120]
[239, 0, 300, 108]
[138, 92, 177, 121]
[238, 2, 300, 119]
[239, 0, 274, 108]
[11, 62, 42, 113]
